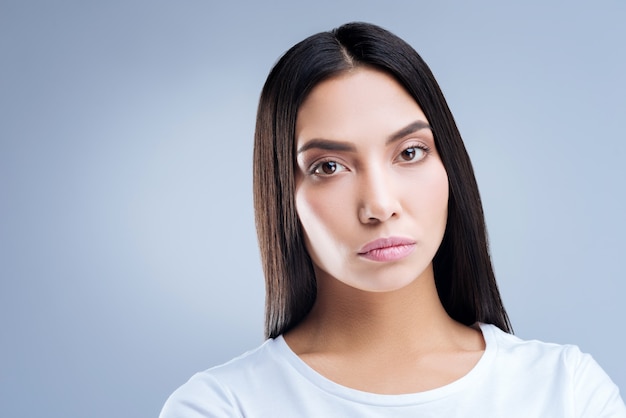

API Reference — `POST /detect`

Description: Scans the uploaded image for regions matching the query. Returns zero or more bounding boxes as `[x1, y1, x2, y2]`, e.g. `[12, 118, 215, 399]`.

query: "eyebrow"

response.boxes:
[297, 120, 432, 155]
[296, 138, 356, 154]
[386, 120, 431, 145]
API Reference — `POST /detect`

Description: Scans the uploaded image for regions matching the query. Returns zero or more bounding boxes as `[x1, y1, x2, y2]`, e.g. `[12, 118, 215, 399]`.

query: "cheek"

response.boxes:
[295, 183, 355, 263]
[413, 165, 449, 229]
[296, 185, 344, 237]
[436, 171, 450, 216]
[434, 171, 450, 223]
[295, 187, 330, 267]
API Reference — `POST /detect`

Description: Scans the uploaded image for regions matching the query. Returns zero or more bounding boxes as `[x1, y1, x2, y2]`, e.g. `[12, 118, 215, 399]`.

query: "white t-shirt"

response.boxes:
[160, 324, 626, 417]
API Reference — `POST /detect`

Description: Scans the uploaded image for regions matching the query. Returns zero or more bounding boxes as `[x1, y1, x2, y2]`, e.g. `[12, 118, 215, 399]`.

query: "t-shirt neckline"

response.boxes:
[272, 323, 498, 406]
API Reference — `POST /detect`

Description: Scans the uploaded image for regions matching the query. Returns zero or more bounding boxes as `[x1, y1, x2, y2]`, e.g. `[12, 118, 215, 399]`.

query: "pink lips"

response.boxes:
[357, 237, 416, 262]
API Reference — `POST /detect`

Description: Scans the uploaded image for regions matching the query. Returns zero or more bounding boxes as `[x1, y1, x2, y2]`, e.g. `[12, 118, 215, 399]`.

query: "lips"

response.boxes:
[357, 237, 416, 262]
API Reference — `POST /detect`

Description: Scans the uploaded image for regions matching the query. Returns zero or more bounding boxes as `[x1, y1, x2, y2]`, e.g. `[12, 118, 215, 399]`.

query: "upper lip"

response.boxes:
[358, 237, 416, 254]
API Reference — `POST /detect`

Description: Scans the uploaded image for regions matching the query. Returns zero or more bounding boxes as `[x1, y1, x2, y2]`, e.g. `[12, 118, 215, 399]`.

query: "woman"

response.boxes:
[161, 22, 625, 417]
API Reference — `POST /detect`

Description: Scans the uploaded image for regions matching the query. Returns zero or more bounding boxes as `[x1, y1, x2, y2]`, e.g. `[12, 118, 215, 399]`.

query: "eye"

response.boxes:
[311, 160, 346, 176]
[397, 145, 428, 162]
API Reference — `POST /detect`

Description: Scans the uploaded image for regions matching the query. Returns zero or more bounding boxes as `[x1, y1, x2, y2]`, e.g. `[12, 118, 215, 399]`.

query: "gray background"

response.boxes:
[1, 1, 624, 417]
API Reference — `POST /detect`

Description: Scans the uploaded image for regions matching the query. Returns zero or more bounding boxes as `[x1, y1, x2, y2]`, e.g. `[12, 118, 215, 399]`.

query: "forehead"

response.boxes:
[295, 67, 428, 142]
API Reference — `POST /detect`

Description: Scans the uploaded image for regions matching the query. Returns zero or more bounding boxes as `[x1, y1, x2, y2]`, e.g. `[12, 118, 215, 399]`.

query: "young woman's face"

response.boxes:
[294, 68, 449, 292]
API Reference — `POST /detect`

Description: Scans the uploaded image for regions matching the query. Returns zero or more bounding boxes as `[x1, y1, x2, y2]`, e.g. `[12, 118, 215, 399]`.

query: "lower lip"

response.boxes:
[359, 244, 416, 262]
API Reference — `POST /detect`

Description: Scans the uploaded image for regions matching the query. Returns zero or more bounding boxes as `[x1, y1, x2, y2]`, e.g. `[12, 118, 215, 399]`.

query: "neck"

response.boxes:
[287, 266, 466, 355]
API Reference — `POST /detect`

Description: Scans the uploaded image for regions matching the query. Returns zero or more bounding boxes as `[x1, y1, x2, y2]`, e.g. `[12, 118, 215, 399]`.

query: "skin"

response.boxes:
[285, 67, 485, 394]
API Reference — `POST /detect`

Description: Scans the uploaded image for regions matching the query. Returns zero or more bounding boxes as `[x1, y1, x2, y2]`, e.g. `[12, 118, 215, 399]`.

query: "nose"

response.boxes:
[357, 168, 401, 224]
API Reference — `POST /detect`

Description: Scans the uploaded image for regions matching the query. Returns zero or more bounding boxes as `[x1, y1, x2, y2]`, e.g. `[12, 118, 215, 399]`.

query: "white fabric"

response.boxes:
[160, 323, 626, 417]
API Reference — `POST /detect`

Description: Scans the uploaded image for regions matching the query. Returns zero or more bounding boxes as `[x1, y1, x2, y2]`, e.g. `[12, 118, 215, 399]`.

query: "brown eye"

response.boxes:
[320, 161, 337, 174]
[312, 160, 346, 176]
[401, 147, 417, 161]
[397, 146, 426, 163]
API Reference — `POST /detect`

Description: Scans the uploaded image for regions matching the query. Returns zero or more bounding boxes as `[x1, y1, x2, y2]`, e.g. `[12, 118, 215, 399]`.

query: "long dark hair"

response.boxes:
[253, 22, 511, 339]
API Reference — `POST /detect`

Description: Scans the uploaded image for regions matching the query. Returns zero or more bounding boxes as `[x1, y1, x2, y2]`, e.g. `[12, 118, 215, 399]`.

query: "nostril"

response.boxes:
[359, 201, 399, 224]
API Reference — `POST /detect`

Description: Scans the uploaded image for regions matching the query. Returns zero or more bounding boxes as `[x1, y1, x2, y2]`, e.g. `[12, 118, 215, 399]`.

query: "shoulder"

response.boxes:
[484, 323, 604, 372]
[484, 322, 582, 361]
[481, 324, 626, 417]
[159, 338, 282, 418]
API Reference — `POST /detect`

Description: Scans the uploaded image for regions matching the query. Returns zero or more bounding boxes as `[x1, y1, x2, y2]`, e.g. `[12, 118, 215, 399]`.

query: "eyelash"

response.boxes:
[307, 142, 431, 176]
[308, 159, 345, 176]
[396, 143, 430, 163]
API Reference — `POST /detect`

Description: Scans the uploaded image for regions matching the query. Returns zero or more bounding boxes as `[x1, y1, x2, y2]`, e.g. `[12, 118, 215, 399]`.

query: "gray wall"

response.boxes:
[1, 1, 624, 416]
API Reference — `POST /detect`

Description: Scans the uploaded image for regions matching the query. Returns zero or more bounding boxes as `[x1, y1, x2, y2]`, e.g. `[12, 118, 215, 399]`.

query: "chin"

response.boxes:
[344, 274, 422, 294]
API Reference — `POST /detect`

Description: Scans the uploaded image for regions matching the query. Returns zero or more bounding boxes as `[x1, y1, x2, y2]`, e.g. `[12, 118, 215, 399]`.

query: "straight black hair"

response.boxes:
[254, 22, 511, 339]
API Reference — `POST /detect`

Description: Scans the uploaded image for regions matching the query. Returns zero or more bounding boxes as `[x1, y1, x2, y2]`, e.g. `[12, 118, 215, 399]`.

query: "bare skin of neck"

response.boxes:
[283, 265, 485, 394]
